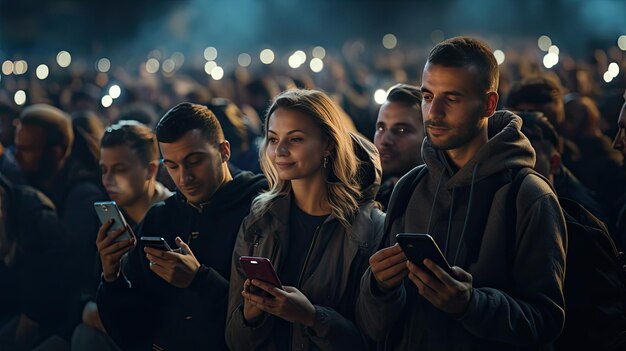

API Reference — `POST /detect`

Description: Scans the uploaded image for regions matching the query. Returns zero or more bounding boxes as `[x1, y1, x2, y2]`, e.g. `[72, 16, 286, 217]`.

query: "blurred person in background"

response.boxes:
[373, 83, 424, 210]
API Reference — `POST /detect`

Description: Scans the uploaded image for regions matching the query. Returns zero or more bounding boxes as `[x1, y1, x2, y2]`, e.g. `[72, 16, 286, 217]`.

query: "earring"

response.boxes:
[323, 156, 328, 169]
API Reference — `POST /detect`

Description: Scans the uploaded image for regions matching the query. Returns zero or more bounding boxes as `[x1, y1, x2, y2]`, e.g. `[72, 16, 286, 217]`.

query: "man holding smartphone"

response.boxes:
[96, 103, 266, 351]
[356, 37, 567, 350]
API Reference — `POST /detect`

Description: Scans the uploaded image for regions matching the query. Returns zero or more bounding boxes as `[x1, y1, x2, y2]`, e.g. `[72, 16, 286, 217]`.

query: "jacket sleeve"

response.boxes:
[187, 264, 229, 301]
[356, 209, 407, 342]
[96, 221, 159, 350]
[304, 304, 370, 349]
[458, 177, 567, 346]
[18, 191, 72, 326]
[225, 216, 278, 351]
[356, 267, 407, 341]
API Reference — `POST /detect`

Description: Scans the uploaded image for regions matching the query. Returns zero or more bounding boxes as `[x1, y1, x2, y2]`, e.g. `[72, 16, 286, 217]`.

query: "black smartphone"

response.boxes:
[396, 233, 453, 276]
[140, 236, 173, 251]
[94, 201, 131, 243]
[239, 256, 283, 289]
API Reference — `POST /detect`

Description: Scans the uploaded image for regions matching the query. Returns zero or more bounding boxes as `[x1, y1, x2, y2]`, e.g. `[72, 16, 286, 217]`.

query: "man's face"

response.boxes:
[160, 129, 228, 204]
[420, 63, 490, 152]
[14, 124, 57, 182]
[612, 101, 626, 160]
[374, 101, 424, 177]
[100, 145, 154, 208]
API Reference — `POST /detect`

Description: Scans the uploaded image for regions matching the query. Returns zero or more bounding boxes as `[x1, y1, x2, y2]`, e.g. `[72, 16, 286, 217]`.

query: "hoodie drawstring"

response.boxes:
[443, 187, 456, 256]
[426, 170, 446, 235]
[452, 162, 480, 266]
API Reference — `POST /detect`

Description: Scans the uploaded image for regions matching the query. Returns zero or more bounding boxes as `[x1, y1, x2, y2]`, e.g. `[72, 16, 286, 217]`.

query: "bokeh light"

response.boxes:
[260, 49, 275, 64]
[56, 51, 72, 68]
[382, 34, 398, 49]
[36, 64, 49, 80]
[14, 90, 26, 105]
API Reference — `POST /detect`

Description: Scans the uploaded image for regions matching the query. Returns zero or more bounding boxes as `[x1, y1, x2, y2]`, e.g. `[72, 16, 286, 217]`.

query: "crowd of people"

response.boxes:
[0, 35, 625, 350]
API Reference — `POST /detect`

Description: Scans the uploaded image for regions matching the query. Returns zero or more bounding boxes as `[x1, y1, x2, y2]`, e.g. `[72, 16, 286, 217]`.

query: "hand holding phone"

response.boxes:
[396, 233, 453, 277]
[94, 201, 131, 243]
[140, 236, 173, 251]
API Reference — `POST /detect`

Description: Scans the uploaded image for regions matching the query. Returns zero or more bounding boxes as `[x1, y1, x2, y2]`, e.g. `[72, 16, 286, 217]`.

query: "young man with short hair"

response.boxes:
[96, 102, 266, 350]
[357, 37, 567, 350]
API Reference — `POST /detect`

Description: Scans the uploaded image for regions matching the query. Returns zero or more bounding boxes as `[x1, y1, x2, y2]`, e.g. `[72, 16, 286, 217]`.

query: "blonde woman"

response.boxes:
[226, 89, 384, 350]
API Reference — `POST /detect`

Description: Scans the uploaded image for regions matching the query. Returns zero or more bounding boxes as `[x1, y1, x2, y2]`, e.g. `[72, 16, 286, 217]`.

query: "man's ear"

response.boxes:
[549, 153, 561, 176]
[219, 140, 231, 163]
[483, 91, 499, 117]
[147, 161, 159, 179]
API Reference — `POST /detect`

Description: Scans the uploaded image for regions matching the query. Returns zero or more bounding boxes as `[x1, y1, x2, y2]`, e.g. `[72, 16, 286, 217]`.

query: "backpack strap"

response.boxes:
[505, 167, 542, 270]
[381, 164, 428, 248]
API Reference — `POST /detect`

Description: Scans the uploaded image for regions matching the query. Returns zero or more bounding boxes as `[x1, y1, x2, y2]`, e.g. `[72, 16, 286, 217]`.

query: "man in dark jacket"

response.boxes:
[0, 175, 71, 350]
[374, 83, 424, 210]
[96, 102, 266, 350]
[357, 37, 567, 350]
[517, 110, 609, 225]
[14, 104, 108, 342]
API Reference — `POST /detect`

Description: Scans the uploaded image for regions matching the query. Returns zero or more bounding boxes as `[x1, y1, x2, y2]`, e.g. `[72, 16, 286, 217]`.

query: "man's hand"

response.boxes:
[407, 259, 473, 315]
[145, 237, 200, 288]
[82, 301, 105, 333]
[96, 219, 136, 283]
[242, 280, 316, 327]
[369, 243, 409, 291]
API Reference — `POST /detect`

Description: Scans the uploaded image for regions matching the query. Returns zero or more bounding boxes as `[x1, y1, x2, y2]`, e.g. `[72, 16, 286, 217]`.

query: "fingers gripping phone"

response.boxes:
[140, 236, 173, 251]
[396, 233, 453, 276]
[94, 201, 131, 243]
[239, 256, 283, 289]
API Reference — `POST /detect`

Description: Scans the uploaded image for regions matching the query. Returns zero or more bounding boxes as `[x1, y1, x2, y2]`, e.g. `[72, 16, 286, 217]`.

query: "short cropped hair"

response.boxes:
[517, 111, 559, 149]
[386, 83, 422, 106]
[19, 104, 73, 158]
[427, 36, 499, 92]
[101, 120, 158, 165]
[155, 102, 224, 147]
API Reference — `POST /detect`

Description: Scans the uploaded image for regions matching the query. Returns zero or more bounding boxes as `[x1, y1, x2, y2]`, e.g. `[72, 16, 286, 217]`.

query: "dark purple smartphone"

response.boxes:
[239, 256, 283, 289]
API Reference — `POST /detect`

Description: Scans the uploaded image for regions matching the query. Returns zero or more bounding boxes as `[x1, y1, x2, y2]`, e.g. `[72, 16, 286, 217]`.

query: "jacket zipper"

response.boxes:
[289, 225, 321, 351]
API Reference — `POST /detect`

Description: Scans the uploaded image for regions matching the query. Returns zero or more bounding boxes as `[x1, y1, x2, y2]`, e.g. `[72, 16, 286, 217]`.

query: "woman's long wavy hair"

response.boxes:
[251, 89, 361, 228]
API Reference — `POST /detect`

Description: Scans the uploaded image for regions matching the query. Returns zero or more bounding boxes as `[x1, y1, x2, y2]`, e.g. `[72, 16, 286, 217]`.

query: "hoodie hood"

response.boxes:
[350, 133, 382, 202]
[422, 110, 536, 189]
[175, 171, 266, 212]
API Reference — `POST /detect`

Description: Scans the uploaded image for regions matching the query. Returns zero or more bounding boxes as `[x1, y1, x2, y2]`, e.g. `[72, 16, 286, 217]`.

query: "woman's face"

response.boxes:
[266, 108, 329, 182]
[100, 145, 151, 208]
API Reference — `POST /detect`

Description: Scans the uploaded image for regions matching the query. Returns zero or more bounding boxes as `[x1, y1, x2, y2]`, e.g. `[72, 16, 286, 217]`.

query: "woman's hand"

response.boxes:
[242, 279, 316, 326]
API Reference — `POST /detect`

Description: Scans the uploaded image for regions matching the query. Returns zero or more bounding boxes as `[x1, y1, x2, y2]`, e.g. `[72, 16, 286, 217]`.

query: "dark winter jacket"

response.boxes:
[0, 175, 71, 331]
[225, 134, 385, 351]
[97, 171, 266, 351]
[357, 111, 567, 350]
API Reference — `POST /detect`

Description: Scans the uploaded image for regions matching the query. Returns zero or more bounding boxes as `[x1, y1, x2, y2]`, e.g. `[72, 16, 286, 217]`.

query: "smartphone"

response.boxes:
[94, 201, 131, 243]
[239, 256, 283, 289]
[396, 233, 453, 276]
[140, 236, 173, 251]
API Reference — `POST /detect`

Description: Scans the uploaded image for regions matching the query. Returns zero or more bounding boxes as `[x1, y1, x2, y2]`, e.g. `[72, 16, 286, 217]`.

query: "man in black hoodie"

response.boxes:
[96, 102, 266, 350]
[357, 37, 567, 350]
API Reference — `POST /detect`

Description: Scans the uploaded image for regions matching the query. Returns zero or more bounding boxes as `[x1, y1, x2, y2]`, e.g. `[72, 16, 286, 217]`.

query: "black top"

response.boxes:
[275, 199, 328, 351]
[281, 200, 329, 286]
